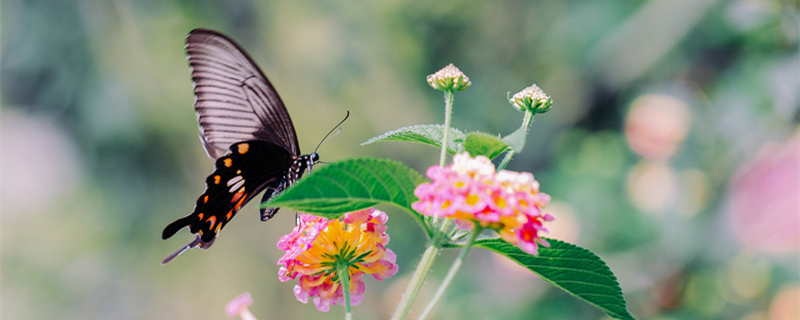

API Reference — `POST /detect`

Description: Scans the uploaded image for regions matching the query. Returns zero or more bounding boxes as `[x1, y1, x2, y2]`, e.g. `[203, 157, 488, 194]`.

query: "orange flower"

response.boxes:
[277, 209, 398, 312]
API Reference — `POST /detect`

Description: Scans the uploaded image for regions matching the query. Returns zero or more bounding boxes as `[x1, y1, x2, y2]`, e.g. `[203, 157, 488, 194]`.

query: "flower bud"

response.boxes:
[509, 84, 552, 113]
[427, 64, 471, 92]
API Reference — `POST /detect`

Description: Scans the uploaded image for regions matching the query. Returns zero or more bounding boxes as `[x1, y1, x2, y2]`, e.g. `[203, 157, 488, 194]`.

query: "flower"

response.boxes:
[277, 208, 399, 312]
[509, 84, 552, 114]
[412, 153, 554, 255]
[427, 63, 471, 92]
[225, 292, 257, 320]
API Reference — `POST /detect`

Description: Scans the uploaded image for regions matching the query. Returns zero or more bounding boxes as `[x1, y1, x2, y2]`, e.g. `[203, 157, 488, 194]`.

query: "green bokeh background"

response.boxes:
[2, 1, 798, 319]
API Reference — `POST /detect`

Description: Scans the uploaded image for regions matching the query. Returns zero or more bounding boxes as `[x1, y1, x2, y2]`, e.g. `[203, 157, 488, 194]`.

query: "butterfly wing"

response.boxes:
[161, 29, 310, 264]
[162, 141, 292, 244]
[186, 29, 300, 159]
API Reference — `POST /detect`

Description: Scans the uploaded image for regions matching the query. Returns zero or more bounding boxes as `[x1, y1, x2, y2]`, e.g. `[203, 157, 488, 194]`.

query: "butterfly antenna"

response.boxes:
[314, 110, 350, 153]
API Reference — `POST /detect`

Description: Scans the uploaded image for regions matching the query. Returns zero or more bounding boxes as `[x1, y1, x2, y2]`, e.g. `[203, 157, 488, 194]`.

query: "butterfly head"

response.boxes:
[304, 152, 320, 172]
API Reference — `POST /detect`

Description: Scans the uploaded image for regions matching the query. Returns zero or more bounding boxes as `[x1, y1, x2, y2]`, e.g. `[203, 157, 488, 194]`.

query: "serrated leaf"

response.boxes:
[361, 124, 466, 155]
[501, 125, 528, 152]
[264, 157, 431, 235]
[476, 238, 635, 320]
[464, 132, 509, 160]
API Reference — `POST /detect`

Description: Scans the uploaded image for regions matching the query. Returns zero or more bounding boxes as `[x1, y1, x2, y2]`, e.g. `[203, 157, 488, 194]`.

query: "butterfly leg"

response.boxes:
[259, 179, 287, 221]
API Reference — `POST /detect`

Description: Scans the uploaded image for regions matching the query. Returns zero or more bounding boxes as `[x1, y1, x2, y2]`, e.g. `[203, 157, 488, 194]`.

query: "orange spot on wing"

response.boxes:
[214, 222, 222, 233]
[224, 158, 232, 167]
[214, 175, 221, 184]
[197, 212, 204, 220]
[233, 193, 247, 211]
[231, 187, 246, 203]
[226, 210, 233, 220]
[238, 143, 249, 154]
[206, 216, 216, 227]
[203, 195, 209, 204]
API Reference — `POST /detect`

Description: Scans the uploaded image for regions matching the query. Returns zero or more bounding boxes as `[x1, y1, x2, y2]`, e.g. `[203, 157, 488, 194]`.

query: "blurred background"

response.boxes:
[2, 0, 799, 319]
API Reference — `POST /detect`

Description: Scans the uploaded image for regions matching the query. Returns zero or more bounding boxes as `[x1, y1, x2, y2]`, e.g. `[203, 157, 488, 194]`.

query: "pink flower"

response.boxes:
[277, 208, 399, 312]
[413, 153, 554, 255]
[225, 292, 257, 320]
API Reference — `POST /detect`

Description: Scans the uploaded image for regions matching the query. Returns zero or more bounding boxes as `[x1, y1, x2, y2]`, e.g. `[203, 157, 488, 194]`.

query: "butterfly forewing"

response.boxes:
[186, 29, 299, 159]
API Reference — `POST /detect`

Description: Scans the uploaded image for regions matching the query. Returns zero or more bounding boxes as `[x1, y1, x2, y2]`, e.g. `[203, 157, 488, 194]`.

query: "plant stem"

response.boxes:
[391, 244, 440, 320]
[417, 224, 482, 320]
[497, 111, 534, 171]
[497, 150, 515, 171]
[433, 89, 454, 228]
[393, 89, 457, 320]
[438, 90, 455, 168]
[338, 263, 352, 320]
[240, 309, 258, 320]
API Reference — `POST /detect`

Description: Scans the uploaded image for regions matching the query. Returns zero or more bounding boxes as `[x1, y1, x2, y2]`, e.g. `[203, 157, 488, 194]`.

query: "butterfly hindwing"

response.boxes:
[162, 141, 293, 243]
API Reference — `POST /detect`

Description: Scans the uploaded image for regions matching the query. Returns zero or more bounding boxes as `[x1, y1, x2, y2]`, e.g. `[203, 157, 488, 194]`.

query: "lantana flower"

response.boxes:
[412, 153, 554, 255]
[277, 208, 399, 312]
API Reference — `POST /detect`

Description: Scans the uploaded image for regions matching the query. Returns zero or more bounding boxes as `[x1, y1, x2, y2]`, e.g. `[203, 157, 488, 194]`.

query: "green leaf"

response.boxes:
[501, 125, 528, 152]
[264, 157, 431, 235]
[464, 132, 509, 160]
[476, 238, 635, 320]
[361, 124, 466, 155]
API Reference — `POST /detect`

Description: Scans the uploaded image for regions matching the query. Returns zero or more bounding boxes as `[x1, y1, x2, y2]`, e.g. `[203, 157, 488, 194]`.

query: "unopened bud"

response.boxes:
[427, 64, 471, 92]
[509, 84, 552, 113]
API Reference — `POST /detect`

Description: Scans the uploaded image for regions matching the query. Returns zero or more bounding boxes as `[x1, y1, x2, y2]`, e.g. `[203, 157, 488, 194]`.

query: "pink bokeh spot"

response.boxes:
[728, 132, 800, 255]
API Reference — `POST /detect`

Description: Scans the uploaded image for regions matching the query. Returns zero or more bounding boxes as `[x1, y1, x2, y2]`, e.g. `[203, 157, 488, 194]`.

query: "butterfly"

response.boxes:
[161, 29, 326, 265]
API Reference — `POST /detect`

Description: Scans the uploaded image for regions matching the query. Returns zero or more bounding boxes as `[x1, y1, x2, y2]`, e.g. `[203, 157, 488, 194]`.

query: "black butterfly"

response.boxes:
[161, 29, 321, 265]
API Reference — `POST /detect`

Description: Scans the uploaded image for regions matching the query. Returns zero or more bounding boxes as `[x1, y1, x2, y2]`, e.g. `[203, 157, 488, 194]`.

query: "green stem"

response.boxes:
[338, 263, 352, 320]
[391, 244, 440, 320]
[417, 224, 483, 320]
[438, 90, 455, 168]
[497, 111, 534, 171]
[433, 89, 455, 228]
[393, 89, 457, 320]
[497, 150, 515, 171]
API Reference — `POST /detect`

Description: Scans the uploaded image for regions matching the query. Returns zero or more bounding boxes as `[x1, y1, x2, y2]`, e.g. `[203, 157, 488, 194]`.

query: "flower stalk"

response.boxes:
[337, 261, 353, 320]
[391, 244, 440, 320]
[393, 64, 472, 319]
[439, 89, 455, 168]
[497, 110, 534, 171]
[417, 224, 483, 320]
